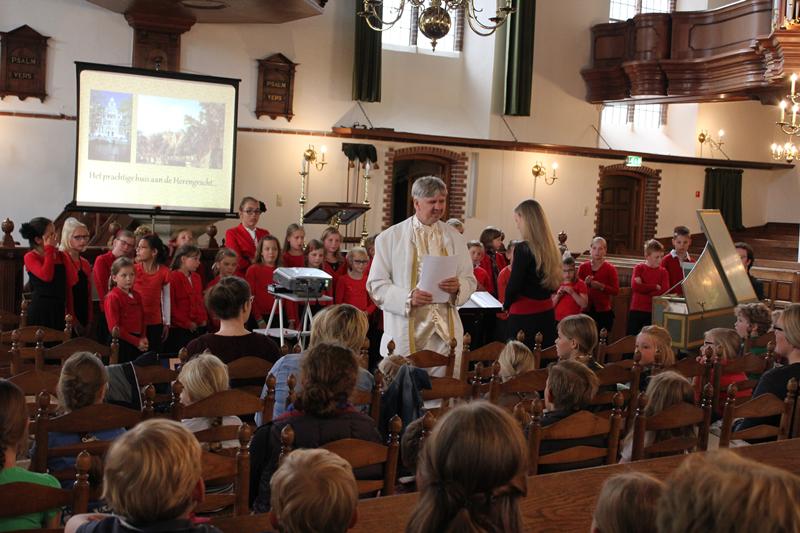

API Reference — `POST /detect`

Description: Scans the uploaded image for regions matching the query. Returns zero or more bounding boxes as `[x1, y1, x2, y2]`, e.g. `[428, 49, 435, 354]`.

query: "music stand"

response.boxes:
[303, 202, 370, 226]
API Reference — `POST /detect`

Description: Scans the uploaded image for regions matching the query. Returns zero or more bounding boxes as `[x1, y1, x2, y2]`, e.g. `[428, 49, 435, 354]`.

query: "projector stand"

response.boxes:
[262, 287, 333, 348]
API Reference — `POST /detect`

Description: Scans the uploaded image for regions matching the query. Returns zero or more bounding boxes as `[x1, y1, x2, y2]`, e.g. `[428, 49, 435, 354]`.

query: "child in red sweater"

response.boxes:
[165, 245, 207, 354]
[628, 239, 670, 335]
[698, 327, 750, 418]
[204, 247, 238, 333]
[133, 234, 170, 354]
[305, 239, 332, 313]
[468, 240, 493, 293]
[660, 225, 694, 296]
[335, 246, 380, 369]
[105, 257, 147, 363]
[246, 235, 298, 329]
[578, 237, 620, 336]
[553, 254, 588, 322]
[282, 223, 306, 268]
[479, 226, 507, 296]
[321, 226, 348, 290]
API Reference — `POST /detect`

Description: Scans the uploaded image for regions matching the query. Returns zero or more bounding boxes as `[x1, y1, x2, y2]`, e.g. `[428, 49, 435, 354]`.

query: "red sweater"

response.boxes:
[25, 245, 78, 294]
[169, 270, 207, 329]
[473, 266, 492, 292]
[323, 258, 348, 293]
[246, 264, 299, 325]
[554, 279, 588, 322]
[335, 273, 376, 315]
[104, 287, 145, 346]
[577, 260, 620, 313]
[630, 263, 670, 313]
[660, 252, 695, 296]
[478, 252, 506, 295]
[134, 264, 170, 326]
[225, 224, 270, 276]
[92, 250, 119, 304]
[282, 252, 305, 268]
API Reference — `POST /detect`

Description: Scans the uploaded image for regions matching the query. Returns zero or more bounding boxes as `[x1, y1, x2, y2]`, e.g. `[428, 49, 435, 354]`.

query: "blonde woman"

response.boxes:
[503, 199, 562, 348]
[554, 313, 602, 371]
[59, 217, 93, 334]
[619, 371, 694, 463]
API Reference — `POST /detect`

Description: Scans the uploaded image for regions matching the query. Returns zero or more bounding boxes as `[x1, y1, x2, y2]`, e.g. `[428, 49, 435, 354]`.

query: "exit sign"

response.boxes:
[625, 155, 642, 167]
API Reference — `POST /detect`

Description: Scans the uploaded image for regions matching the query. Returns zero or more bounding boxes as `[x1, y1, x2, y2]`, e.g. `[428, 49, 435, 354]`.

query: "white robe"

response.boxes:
[367, 216, 477, 378]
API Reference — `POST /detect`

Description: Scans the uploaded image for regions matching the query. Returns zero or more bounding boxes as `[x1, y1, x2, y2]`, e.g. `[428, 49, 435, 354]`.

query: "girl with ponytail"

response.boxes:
[406, 402, 528, 533]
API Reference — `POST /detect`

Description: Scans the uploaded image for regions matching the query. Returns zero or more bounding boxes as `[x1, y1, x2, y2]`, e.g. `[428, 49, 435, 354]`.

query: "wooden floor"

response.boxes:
[211, 439, 800, 533]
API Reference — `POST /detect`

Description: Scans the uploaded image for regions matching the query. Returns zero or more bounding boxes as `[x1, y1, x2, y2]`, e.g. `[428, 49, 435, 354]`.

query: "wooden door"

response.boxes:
[597, 174, 642, 255]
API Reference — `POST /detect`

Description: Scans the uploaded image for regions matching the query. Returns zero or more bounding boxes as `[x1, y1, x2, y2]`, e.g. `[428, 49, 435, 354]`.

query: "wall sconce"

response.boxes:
[531, 161, 558, 198]
[771, 140, 798, 163]
[698, 129, 729, 159]
[299, 144, 328, 223]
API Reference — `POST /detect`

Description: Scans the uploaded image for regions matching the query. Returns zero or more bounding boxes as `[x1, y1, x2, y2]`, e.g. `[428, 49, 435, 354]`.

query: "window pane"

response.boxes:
[633, 104, 663, 129]
[381, 0, 414, 48]
[602, 104, 631, 127]
[640, 0, 671, 13]
[609, 0, 638, 21]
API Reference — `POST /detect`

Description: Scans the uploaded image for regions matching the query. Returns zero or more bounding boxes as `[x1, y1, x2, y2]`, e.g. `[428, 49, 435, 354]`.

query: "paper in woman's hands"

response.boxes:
[417, 255, 458, 304]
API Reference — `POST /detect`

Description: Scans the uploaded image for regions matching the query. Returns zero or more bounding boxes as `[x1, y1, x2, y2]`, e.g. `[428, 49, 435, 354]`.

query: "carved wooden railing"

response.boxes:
[581, 0, 800, 104]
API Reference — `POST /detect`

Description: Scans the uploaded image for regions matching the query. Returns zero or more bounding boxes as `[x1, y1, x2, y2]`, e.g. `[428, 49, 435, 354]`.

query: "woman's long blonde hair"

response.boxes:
[513, 199, 561, 291]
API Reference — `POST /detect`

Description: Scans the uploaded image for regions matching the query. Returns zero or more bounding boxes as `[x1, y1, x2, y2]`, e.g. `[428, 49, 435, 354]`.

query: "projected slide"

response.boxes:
[74, 63, 239, 214]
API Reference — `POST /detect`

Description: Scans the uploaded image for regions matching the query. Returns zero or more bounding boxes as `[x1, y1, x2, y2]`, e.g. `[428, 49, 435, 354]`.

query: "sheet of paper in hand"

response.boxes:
[417, 255, 458, 304]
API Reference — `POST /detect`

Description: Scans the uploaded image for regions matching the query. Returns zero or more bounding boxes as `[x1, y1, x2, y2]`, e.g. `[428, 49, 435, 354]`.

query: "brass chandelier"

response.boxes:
[359, 0, 515, 51]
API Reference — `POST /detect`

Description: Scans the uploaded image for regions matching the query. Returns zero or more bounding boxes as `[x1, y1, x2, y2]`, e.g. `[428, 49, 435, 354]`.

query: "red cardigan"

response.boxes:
[577, 260, 620, 313]
[630, 263, 670, 313]
[24, 246, 80, 310]
[134, 263, 170, 326]
[473, 266, 492, 293]
[92, 250, 118, 304]
[225, 224, 270, 276]
[335, 273, 376, 315]
[282, 252, 305, 268]
[246, 264, 299, 325]
[169, 270, 207, 329]
[104, 287, 145, 346]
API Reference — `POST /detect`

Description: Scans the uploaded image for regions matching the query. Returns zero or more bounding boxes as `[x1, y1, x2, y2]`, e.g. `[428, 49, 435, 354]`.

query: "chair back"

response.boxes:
[716, 352, 768, 402]
[32, 393, 146, 481]
[0, 450, 91, 522]
[533, 332, 558, 368]
[1, 319, 72, 345]
[488, 368, 548, 406]
[7, 369, 59, 417]
[719, 379, 797, 447]
[403, 337, 458, 378]
[459, 333, 505, 381]
[196, 424, 252, 516]
[743, 330, 775, 354]
[133, 364, 179, 405]
[590, 359, 642, 428]
[349, 370, 384, 424]
[226, 356, 274, 397]
[528, 394, 624, 475]
[41, 336, 116, 368]
[630, 384, 713, 461]
[422, 376, 479, 416]
[596, 333, 636, 365]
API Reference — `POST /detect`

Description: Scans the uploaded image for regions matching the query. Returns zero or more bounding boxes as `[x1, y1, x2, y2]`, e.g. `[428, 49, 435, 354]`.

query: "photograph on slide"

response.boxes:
[88, 90, 132, 162]
[136, 95, 225, 169]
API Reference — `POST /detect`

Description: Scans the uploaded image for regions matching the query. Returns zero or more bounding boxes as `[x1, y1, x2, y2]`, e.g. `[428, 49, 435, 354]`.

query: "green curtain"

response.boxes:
[504, 0, 536, 116]
[353, 2, 382, 102]
[703, 168, 744, 230]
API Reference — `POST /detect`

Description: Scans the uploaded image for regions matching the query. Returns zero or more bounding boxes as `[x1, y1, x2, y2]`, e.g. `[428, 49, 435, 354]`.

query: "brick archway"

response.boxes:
[382, 146, 468, 229]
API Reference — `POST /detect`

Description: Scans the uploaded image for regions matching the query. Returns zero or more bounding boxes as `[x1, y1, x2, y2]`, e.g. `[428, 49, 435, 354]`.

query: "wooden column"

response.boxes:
[124, 0, 196, 71]
[0, 219, 26, 313]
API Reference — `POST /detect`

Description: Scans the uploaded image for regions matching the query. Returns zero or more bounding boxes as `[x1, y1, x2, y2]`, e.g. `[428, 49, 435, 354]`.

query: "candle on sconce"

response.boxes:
[365, 160, 371, 173]
[792, 73, 798, 96]
[551, 162, 559, 175]
[718, 129, 725, 138]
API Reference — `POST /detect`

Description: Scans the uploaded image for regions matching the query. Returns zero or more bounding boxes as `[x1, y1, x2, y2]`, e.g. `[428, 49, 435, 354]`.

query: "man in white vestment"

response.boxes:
[367, 176, 477, 378]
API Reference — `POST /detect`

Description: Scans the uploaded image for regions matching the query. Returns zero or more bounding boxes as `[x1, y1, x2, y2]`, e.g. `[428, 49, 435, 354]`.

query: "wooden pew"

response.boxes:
[211, 439, 800, 533]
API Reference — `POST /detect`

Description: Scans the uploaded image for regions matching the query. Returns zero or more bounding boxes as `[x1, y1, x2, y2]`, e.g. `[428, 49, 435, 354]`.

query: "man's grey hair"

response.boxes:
[411, 176, 447, 199]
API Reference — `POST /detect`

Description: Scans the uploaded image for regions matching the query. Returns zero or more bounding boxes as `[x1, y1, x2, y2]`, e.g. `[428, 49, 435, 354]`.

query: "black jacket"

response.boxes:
[504, 241, 553, 310]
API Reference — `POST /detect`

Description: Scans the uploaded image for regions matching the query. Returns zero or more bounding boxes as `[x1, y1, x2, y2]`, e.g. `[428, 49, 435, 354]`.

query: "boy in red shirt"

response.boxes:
[628, 239, 670, 335]
[468, 240, 494, 293]
[577, 237, 620, 335]
[553, 255, 588, 322]
[660, 225, 694, 296]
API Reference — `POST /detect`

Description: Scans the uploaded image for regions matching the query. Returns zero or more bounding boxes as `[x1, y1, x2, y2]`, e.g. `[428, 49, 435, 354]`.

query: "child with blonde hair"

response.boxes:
[269, 449, 358, 533]
[65, 419, 220, 533]
[178, 353, 242, 449]
[554, 314, 602, 370]
[619, 370, 694, 463]
[635, 325, 675, 390]
[578, 236, 619, 335]
[628, 239, 669, 335]
[700, 328, 749, 415]
[553, 254, 588, 322]
[498, 340, 536, 380]
[591, 472, 664, 533]
[105, 256, 147, 362]
[282, 223, 306, 268]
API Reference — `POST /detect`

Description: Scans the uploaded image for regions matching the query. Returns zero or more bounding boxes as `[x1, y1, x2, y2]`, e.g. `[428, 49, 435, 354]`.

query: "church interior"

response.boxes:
[2, 0, 800, 531]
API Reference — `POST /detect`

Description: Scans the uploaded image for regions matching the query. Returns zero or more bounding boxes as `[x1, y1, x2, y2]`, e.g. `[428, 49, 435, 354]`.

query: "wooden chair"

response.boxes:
[0, 450, 91, 527]
[398, 337, 458, 378]
[528, 393, 624, 475]
[359, 338, 370, 369]
[423, 370, 480, 415]
[589, 358, 642, 429]
[596, 331, 636, 364]
[7, 368, 59, 417]
[630, 384, 713, 461]
[197, 424, 252, 516]
[32, 392, 147, 482]
[280, 415, 403, 496]
[349, 370, 384, 425]
[713, 352, 769, 407]
[459, 333, 504, 381]
[133, 364, 179, 405]
[37, 334, 119, 370]
[0, 306, 22, 333]
[1, 317, 73, 346]
[170, 380, 276, 442]
[488, 367, 549, 409]
[226, 356, 275, 397]
[718, 379, 797, 447]
[533, 332, 557, 368]
[743, 330, 775, 355]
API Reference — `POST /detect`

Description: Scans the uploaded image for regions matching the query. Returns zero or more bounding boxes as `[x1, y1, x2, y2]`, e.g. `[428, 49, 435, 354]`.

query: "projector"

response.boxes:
[272, 267, 332, 298]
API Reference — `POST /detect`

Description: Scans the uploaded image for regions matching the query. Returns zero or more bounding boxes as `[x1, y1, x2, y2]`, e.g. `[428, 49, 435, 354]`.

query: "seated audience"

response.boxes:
[735, 241, 765, 300]
[628, 239, 669, 335]
[258, 304, 374, 424]
[0, 381, 61, 532]
[552, 254, 588, 322]
[178, 353, 242, 449]
[635, 325, 676, 389]
[65, 419, 221, 533]
[700, 328, 749, 415]
[734, 302, 772, 353]
[619, 370, 694, 463]
[656, 451, 800, 533]
[493, 340, 537, 409]
[555, 313, 602, 370]
[406, 402, 528, 533]
[269, 449, 358, 533]
[251, 343, 382, 513]
[48, 352, 126, 486]
[591, 472, 664, 533]
[186, 276, 280, 364]
[538, 360, 602, 473]
[735, 303, 800, 433]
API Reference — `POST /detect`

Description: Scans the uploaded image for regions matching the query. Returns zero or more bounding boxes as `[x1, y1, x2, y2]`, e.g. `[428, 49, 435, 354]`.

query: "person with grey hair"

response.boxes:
[367, 176, 477, 378]
[445, 218, 464, 234]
